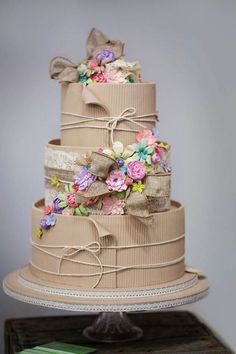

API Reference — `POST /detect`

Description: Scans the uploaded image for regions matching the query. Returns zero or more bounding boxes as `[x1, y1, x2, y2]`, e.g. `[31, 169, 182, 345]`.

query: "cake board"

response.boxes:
[3, 266, 208, 343]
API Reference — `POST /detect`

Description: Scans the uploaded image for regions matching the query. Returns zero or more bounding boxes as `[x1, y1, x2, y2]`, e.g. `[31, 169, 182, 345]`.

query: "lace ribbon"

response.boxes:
[61, 107, 157, 145]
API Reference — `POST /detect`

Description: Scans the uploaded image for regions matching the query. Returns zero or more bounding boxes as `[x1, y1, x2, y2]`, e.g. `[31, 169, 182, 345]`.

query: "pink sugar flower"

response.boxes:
[66, 193, 79, 208]
[106, 169, 128, 192]
[104, 68, 127, 84]
[152, 153, 161, 164]
[62, 208, 74, 216]
[87, 58, 99, 70]
[90, 72, 107, 83]
[135, 129, 156, 146]
[154, 145, 164, 157]
[102, 196, 125, 215]
[127, 160, 146, 181]
[125, 177, 133, 186]
[43, 205, 53, 216]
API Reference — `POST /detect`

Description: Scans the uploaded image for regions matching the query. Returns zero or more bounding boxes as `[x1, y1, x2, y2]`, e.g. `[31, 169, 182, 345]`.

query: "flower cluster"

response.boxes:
[73, 129, 171, 215]
[37, 184, 89, 237]
[77, 54, 142, 85]
[99, 130, 171, 202]
[37, 205, 57, 239]
[38, 129, 171, 237]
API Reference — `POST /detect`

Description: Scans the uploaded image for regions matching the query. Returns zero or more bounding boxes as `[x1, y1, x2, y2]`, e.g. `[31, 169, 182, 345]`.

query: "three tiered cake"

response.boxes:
[3, 29, 208, 311]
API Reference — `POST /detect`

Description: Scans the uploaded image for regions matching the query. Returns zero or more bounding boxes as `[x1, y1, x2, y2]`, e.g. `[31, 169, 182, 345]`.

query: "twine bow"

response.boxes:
[58, 241, 103, 288]
[50, 28, 124, 83]
[106, 107, 147, 145]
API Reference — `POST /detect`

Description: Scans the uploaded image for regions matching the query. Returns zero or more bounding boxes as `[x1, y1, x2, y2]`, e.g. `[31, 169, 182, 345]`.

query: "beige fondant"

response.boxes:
[31, 200, 185, 289]
[60, 83, 157, 147]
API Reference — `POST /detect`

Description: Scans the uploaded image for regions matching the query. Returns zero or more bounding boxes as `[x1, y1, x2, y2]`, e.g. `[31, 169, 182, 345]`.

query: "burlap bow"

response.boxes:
[76, 150, 171, 223]
[127, 173, 171, 221]
[50, 28, 124, 82]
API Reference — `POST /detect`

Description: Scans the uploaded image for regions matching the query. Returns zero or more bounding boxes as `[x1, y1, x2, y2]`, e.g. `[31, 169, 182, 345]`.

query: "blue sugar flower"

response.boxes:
[133, 139, 153, 165]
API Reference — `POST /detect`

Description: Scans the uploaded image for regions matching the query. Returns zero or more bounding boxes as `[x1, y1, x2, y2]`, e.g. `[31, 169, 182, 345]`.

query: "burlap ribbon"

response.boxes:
[75, 152, 171, 221]
[86, 27, 124, 61]
[89, 152, 117, 178]
[144, 174, 171, 197]
[50, 28, 124, 82]
[126, 174, 171, 220]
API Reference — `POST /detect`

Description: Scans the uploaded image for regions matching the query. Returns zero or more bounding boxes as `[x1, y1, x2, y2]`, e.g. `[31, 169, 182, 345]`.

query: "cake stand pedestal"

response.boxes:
[83, 312, 143, 343]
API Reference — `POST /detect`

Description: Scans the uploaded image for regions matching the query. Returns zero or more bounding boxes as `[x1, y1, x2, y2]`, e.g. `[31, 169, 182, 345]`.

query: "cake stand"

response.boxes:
[3, 266, 208, 343]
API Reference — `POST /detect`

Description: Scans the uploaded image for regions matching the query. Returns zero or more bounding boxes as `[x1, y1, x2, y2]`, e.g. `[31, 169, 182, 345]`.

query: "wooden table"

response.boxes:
[4, 311, 233, 353]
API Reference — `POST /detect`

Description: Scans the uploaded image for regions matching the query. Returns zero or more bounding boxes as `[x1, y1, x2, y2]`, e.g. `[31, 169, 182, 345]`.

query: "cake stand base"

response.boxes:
[83, 312, 143, 343]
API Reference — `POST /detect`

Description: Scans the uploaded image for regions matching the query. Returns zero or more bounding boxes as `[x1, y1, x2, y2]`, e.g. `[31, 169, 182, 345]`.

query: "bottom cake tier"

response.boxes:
[3, 199, 209, 311]
[30, 200, 186, 289]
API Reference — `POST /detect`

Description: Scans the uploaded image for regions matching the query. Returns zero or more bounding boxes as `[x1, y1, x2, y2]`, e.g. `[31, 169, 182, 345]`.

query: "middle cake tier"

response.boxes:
[44, 139, 172, 214]
[31, 200, 185, 289]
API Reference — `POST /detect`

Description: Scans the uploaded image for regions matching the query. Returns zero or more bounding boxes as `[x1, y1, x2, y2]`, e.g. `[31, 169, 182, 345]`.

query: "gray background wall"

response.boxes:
[0, 0, 235, 352]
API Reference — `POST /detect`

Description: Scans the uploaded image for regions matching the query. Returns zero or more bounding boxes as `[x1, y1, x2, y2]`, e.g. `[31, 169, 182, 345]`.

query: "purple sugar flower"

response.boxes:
[152, 127, 159, 139]
[40, 214, 57, 230]
[162, 162, 172, 173]
[52, 197, 63, 213]
[40, 217, 49, 230]
[96, 49, 115, 64]
[45, 214, 57, 226]
[74, 166, 97, 192]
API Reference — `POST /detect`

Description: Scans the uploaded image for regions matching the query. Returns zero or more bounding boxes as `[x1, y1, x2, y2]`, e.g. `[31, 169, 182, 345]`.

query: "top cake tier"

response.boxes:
[60, 83, 156, 147]
[50, 28, 157, 147]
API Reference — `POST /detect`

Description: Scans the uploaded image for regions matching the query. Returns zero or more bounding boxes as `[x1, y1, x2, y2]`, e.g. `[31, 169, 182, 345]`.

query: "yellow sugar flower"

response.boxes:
[36, 227, 43, 239]
[132, 181, 145, 193]
[145, 164, 152, 173]
[157, 142, 170, 151]
[51, 176, 60, 188]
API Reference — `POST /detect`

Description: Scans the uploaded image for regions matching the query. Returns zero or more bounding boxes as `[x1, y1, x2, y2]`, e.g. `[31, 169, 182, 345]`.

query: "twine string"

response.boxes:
[57, 241, 103, 288]
[61, 107, 158, 145]
[31, 234, 185, 288]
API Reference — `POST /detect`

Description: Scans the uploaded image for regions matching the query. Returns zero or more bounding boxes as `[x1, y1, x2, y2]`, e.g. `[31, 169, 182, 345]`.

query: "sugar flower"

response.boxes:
[127, 160, 146, 181]
[102, 141, 135, 167]
[133, 139, 154, 165]
[96, 49, 115, 65]
[102, 196, 125, 215]
[51, 175, 60, 188]
[152, 127, 159, 139]
[104, 68, 127, 84]
[132, 181, 145, 193]
[106, 169, 128, 192]
[79, 75, 88, 83]
[125, 177, 133, 186]
[36, 227, 43, 239]
[135, 129, 156, 146]
[154, 145, 164, 157]
[106, 59, 141, 72]
[40, 214, 57, 230]
[52, 197, 64, 213]
[43, 205, 53, 216]
[62, 208, 74, 216]
[157, 141, 170, 151]
[87, 58, 99, 70]
[90, 72, 107, 83]
[77, 63, 87, 76]
[162, 162, 172, 173]
[74, 166, 97, 191]
[152, 153, 161, 164]
[66, 192, 80, 208]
